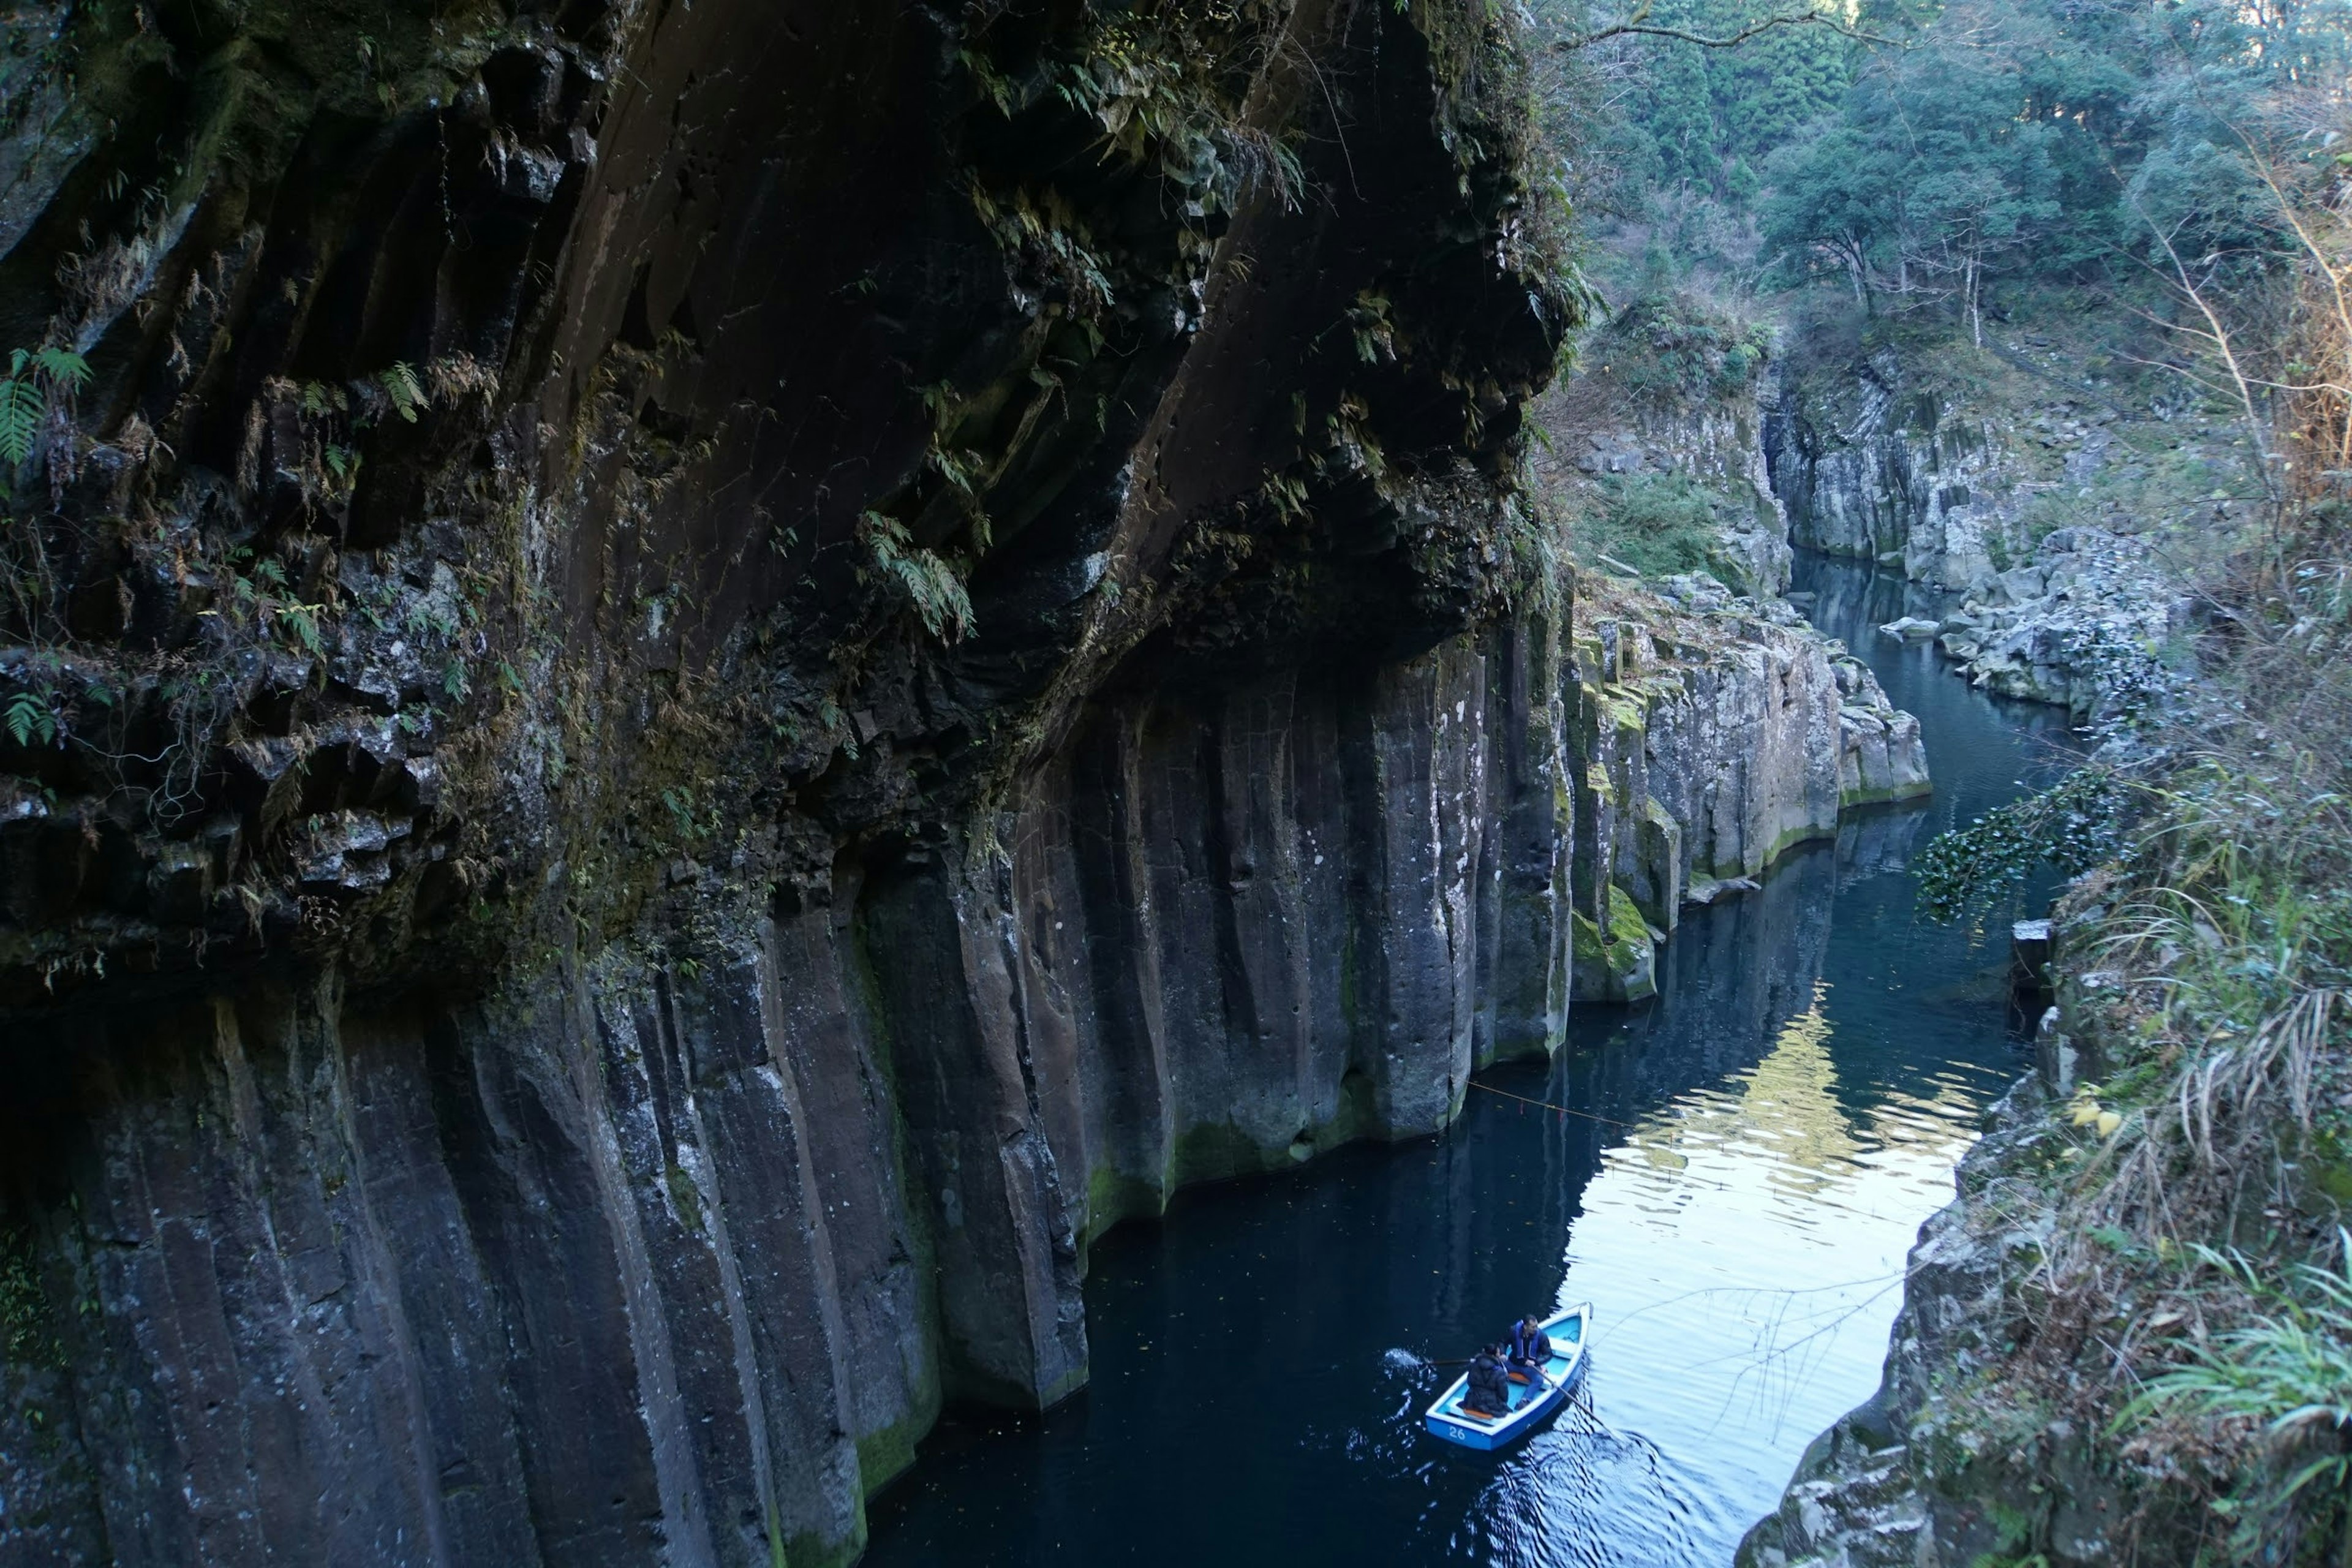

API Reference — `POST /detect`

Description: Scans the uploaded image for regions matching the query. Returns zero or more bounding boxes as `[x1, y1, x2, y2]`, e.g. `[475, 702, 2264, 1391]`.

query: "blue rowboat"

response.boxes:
[1422, 1302, 1591, 1450]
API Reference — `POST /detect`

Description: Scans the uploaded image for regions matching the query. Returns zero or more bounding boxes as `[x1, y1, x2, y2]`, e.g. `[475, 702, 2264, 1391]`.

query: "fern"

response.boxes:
[0, 347, 92, 468]
[4, 692, 56, 748]
[31, 348, 89, 393]
[379, 362, 428, 423]
[857, 511, 974, 643]
[274, 601, 326, 655]
[0, 375, 39, 467]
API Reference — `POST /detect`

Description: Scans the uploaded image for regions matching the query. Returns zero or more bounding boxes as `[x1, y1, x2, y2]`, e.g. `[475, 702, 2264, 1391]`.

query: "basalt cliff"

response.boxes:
[0, 3, 1922, 1562]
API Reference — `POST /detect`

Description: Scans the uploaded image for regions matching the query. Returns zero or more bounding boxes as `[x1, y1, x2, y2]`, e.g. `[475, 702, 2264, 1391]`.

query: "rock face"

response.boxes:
[0, 3, 1934, 1563]
[1928, 527, 2192, 719]
[1766, 353, 2023, 589]
[1567, 574, 1929, 1001]
[1531, 301, 1794, 598]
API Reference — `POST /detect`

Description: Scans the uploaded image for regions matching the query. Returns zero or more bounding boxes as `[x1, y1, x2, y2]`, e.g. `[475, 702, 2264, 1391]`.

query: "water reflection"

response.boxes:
[864, 559, 2068, 1567]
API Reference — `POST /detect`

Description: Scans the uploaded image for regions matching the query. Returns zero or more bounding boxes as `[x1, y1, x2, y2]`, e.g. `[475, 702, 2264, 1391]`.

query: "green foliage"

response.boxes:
[659, 785, 721, 843]
[3, 690, 57, 748]
[1349, 289, 1400, 365]
[1600, 295, 1773, 405]
[857, 511, 975, 643]
[1572, 472, 1725, 577]
[377, 361, 428, 423]
[2117, 1244, 2352, 1560]
[1050, 4, 1303, 214]
[1915, 766, 2129, 921]
[0, 347, 92, 469]
[1752, 0, 2340, 318]
[965, 180, 1115, 317]
[1619, 0, 1854, 198]
[275, 600, 326, 655]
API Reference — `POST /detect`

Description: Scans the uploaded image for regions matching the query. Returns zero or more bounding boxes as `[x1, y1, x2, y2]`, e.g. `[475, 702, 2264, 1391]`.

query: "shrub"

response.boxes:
[1571, 472, 1727, 578]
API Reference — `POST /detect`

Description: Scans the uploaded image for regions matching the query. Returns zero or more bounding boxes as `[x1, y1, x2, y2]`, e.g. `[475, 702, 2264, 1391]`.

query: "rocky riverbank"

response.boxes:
[1736, 1069, 2070, 1568]
[1735, 311, 2306, 1568]
[1883, 526, 2192, 720]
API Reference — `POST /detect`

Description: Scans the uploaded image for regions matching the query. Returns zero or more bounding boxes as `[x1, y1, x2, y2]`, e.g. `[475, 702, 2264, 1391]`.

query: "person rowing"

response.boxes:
[1507, 1314, 1554, 1379]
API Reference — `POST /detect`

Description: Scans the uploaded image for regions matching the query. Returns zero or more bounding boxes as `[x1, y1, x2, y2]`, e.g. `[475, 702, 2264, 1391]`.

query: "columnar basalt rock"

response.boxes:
[1766, 355, 2023, 590]
[1564, 573, 1929, 1000]
[0, 1, 1596, 1558]
[0, 2, 1942, 1562]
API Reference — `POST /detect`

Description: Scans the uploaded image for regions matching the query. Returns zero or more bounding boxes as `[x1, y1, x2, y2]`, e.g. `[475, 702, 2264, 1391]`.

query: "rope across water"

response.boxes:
[1464, 1077, 1640, 1131]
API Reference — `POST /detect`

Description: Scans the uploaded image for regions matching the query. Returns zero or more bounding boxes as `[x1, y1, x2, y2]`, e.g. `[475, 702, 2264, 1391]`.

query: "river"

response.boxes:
[862, 554, 2073, 1566]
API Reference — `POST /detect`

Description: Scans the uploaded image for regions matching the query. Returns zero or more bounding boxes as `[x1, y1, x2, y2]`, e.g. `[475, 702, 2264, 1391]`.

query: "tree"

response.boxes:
[1760, 121, 1903, 304]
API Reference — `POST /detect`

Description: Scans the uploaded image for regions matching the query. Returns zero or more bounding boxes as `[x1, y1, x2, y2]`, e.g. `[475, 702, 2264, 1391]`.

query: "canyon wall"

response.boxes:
[1531, 300, 1794, 597]
[0, 3, 1926, 1564]
[1765, 352, 2026, 589]
[0, 578, 1924, 1568]
[1567, 576, 1928, 1003]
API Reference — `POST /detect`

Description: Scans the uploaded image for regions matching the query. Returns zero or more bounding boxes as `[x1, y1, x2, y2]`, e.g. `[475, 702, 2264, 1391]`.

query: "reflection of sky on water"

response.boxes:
[862, 557, 2073, 1567]
[1473, 987, 1999, 1567]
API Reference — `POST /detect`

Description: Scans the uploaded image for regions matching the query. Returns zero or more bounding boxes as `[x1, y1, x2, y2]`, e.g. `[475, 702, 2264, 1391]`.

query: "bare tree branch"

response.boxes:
[1558, 2, 1899, 52]
[2128, 195, 2286, 513]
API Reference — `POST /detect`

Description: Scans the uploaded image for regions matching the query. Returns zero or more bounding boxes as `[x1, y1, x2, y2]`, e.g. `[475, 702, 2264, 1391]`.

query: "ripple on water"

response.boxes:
[862, 557, 2065, 1567]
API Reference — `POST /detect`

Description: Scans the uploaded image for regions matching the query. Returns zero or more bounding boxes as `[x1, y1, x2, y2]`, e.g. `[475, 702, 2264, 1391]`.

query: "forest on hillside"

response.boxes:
[1538, 0, 2345, 338]
[1522, 1, 2352, 1561]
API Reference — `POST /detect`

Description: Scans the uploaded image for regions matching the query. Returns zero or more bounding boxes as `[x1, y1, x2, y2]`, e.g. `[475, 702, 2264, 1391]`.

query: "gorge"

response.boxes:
[2, 0, 2337, 1563]
[858, 551, 2063, 1566]
[0, 2, 1941, 1562]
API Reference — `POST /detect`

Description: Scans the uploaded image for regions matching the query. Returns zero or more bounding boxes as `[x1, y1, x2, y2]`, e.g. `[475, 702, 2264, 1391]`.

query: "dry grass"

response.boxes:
[1934, 122, 2352, 1559]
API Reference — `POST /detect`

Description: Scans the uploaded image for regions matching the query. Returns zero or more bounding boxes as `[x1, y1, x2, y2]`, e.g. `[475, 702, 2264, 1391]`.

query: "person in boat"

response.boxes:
[1462, 1344, 1513, 1417]
[1507, 1315, 1554, 1376]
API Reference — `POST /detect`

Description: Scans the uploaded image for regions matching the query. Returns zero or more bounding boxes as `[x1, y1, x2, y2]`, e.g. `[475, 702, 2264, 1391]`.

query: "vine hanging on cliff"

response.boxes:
[1914, 765, 2131, 920]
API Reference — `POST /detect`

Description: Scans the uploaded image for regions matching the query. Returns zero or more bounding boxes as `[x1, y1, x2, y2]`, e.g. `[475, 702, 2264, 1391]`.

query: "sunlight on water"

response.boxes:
[862, 558, 2074, 1567]
[1474, 987, 1991, 1566]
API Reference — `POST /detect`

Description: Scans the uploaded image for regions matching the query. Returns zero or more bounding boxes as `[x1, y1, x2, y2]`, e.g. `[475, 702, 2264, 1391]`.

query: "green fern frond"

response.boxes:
[0, 346, 92, 470]
[0, 377, 42, 467]
[33, 348, 90, 391]
[4, 692, 55, 748]
[858, 511, 975, 643]
[380, 362, 428, 422]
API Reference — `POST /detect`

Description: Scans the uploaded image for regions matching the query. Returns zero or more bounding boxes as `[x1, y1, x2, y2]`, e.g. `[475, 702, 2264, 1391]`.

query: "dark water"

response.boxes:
[864, 556, 2075, 1567]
